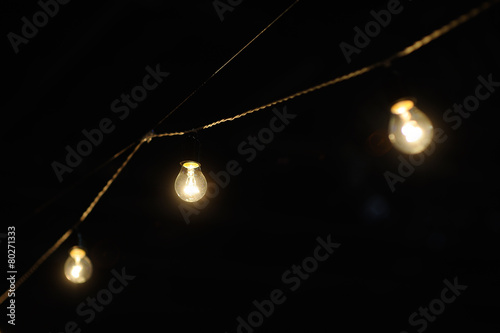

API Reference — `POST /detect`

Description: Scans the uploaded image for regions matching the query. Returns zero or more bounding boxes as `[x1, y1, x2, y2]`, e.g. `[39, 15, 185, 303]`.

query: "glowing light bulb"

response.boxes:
[64, 246, 92, 283]
[388, 99, 433, 154]
[174, 161, 207, 202]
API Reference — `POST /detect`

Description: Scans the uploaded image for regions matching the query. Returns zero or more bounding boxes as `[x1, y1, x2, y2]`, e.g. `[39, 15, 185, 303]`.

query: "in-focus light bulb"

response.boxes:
[64, 246, 92, 283]
[174, 161, 207, 202]
[388, 99, 433, 154]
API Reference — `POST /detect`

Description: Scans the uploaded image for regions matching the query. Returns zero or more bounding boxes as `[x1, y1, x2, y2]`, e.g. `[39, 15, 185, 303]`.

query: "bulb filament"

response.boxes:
[71, 264, 82, 278]
[401, 120, 423, 143]
[184, 169, 200, 196]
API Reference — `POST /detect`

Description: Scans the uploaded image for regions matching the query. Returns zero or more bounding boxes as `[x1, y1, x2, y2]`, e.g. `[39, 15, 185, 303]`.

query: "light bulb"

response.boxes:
[388, 99, 433, 154]
[64, 246, 92, 283]
[174, 160, 207, 202]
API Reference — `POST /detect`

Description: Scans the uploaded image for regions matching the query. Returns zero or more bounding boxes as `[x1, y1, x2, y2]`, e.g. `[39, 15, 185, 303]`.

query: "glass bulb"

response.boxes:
[388, 99, 433, 154]
[174, 161, 207, 202]
[64, 246, 92, 283]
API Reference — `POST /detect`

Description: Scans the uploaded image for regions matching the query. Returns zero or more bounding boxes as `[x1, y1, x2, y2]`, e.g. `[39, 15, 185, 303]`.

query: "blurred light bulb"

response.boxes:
[64, 246, 92, 283]
[388, 99, 433, 154]
[174, 161, 207, 202]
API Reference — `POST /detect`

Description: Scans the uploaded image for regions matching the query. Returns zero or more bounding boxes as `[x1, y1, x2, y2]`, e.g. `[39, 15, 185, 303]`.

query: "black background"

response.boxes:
[1, 0, 500, 332]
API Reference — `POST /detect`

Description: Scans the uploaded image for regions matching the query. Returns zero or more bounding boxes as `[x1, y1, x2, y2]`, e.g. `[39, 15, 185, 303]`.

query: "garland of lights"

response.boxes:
[1, 0, 498, 304]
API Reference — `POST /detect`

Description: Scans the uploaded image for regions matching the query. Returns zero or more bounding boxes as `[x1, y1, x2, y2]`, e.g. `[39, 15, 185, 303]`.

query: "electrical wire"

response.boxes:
[0, 140, 145, 305]
[17, 0, 303, 229]
[152, 0, 301, 131]
[0, 0, 303, 306]
[20, 0, 302, 227]
[19, 140, 139, 227]
[1, 0, 498, 306]
[152, 0, 499, 138]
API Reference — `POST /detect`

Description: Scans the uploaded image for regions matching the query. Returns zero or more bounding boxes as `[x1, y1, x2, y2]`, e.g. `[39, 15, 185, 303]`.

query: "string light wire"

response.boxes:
[1, 0, 498, 306]
[0, 0, 303, 305]
[17, 1, 302, 227]
[0, 140, 145, 305]
[152, 0, 499, 138]
[152, 0, 302, 131]
[19, 140, 139, 227]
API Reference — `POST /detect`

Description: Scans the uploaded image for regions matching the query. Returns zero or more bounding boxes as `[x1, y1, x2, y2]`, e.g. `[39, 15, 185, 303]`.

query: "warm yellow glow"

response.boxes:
[184, 169, 201, 196]
[65, 246, 92, 283]
[401, 120, 423, 142]
[182, 161, 201, 169]
[391, 100, 414, 115]
[69, 247, 86, 260]
[388, 99, 433, 154]
[175, 160, 207, 202]
[71, 264, 82, 278]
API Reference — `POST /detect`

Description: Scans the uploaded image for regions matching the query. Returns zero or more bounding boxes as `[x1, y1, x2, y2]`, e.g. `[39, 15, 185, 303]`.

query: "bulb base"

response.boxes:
[69, 246, 86, 259]
[390, 98, 416, 115]
[181, 160, 201, 169]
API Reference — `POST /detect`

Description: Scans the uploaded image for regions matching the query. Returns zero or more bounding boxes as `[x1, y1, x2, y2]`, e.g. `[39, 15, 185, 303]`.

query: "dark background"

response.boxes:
[1, 0, 500, 332]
